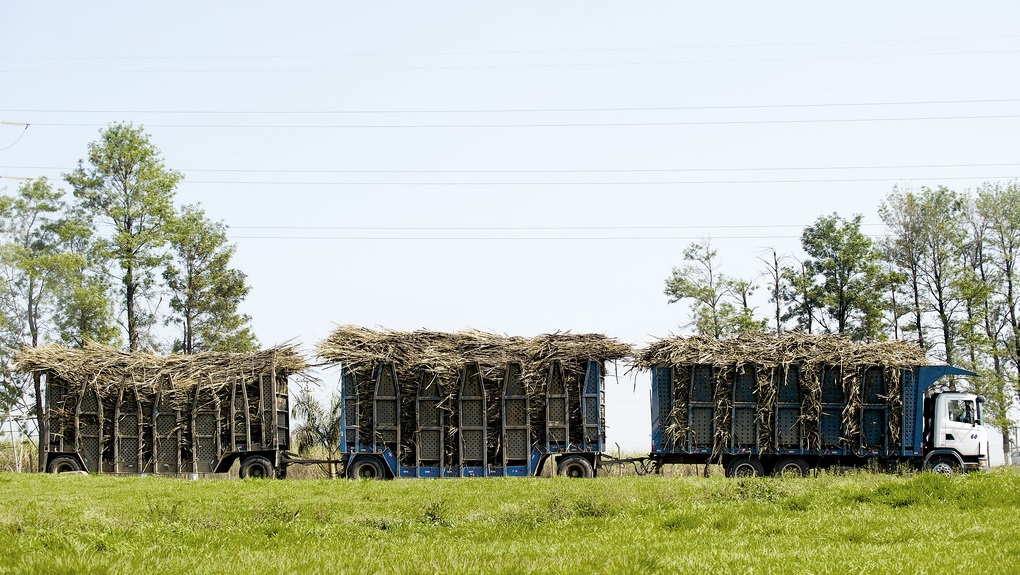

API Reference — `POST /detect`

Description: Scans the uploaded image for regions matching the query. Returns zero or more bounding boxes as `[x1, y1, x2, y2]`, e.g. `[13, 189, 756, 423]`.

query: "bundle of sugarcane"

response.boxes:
[318, 325, 632, 464]
[637, 333, 927, 454]
[15, 343, 308, 411]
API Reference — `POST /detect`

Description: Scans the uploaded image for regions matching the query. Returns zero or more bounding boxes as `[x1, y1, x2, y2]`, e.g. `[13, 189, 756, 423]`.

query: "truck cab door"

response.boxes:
[934, 394, 984, 458]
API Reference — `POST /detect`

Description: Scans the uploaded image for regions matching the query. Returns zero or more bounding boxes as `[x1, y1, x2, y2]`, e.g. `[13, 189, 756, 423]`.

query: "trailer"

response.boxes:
[16, 344, 305, 479]
[644, 334, 990, 476]
[319, 326, 631, 479]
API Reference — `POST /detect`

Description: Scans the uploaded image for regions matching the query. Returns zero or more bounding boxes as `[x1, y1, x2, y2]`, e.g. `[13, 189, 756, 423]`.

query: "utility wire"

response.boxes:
[0, 123, 29, 151]
[4, 47, 1020, 73]
[5, 98, 1019, 115]
[26, 114, 1020, 129]
[225, 234, 891, 241]
[4, 162, 1018, 174]
[176, 175, 1016, 186]
[2, 33, 1016, 61]
[224, 224, 884, 230]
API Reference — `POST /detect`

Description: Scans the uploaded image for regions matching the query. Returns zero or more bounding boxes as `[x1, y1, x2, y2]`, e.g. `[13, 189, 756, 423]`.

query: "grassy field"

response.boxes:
[1, 469, 1018, 574]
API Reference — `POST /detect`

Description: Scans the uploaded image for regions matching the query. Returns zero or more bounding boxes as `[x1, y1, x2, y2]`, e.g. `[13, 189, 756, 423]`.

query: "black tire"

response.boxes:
[347, 457, 387, 480]
[725, 457, 764, 478]
[927, 456, 959, 476]
[557, 455, 594, 478]
[239, 455, 275, 479]
[773, 457, 810, 477]
[47, 456, 83, 474]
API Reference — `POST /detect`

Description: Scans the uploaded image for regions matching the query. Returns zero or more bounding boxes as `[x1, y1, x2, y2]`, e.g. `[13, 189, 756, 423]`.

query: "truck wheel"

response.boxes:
[927, 456, 958, 476]
[557, 455, 594, 478]
[347, 457, 387, 480]
[239, 455, 275, 479]
[773, 457, 809, 477]
[47, 456, 83, 474]
[725, 457, 764, 478]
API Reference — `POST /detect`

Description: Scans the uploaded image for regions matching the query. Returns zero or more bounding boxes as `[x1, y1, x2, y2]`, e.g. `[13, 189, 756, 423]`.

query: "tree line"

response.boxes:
[1, 123, 257, 468]
[665, 182, 1020, 459]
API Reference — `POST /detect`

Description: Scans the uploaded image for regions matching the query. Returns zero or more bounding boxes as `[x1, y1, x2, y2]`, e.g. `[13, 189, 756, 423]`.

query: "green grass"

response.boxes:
[1, 469, 1018, 574]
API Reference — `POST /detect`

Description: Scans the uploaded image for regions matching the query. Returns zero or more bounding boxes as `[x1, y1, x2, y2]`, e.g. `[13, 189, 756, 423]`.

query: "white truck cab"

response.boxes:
[927, 392, 989, 472]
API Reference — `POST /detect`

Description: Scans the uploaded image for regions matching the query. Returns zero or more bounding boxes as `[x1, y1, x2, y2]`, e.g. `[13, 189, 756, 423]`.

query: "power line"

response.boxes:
[2, 33, 1016, 61]
[226, 224, 883, 231]
[0, 123, 29, 151]
[177, 175, 1016, 186]
[5, 169, 1013, 187]
[229, 234, 803, 241]
[3, 47, 1019, 73]
[226, 234, 891, 241]
[5, 162, 1018, 175]
[26, 114, 1020, 129]
[5, 98, 1019, 115]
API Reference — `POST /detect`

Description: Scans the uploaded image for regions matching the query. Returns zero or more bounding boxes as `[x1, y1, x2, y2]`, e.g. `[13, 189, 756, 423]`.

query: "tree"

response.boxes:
[880, 189, 927, 349]
[665, 239, 765, 338]
[291, 388, 344, 478]
[51, 206, 120, 348]
[955, 195, 1014, 456]
[727, 278, 768, 335]
[0, 177, 69, 469]
[65, 123, 182, 351]
[976, 182, 1020, 458]
[163, 204, 257, 354]
[979, 182, 1020, 384]
[914, 187, 968, 365]
[759, 250, 785, 335]
[880, 251, 909, 341]
[799, 214, 887, 341]
[779, 259, 819, 333]
[956, 196, 998, 369]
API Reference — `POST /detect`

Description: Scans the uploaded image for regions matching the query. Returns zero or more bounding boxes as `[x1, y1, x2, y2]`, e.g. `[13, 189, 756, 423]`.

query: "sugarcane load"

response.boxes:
[317, 325, 632, 478]
[15, 330, 987, 479]
[639, 332, 988, 476]
[15, 343, 306, 478]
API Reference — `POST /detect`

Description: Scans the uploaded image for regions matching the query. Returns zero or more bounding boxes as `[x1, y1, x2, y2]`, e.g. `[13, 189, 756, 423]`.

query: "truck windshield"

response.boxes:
[948, 399, 976, 425]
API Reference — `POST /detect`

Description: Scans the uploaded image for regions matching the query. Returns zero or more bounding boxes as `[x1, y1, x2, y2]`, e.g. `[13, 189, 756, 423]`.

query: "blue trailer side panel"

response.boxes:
[339, 366, 358, 454]
[340, 360, 608, 478]
[582, 362, 603, 452]
[650, 366, 671, 453]
[651, 362, 977, 463]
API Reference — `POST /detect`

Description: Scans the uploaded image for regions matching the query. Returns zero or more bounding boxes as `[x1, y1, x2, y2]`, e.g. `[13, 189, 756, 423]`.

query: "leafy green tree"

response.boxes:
[880, 189, 928, 349]
[956, 196, 998, 367]
[65, 123, 182, 351]
[799, 214, 887, 341]
[51, 206, 120, 348]
[976, 182, 1020, 457]
[0, 178, 69, 468]
[163, 204, 257, 354]
[665, 239, 765, 338]
[883, 183, 1019, 459]
[979, 183, 1020, 382]
[727, 278, 768, 335]
[780, 260, 819, 334]
[954, 196, 1013, 454]
[914, 187, 968, 364]
[880, 255, 909, 340]
[0, 193, 24, 467]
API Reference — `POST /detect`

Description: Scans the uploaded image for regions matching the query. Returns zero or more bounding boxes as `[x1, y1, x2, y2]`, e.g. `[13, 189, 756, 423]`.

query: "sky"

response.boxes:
[2, 2, 1019, 456]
